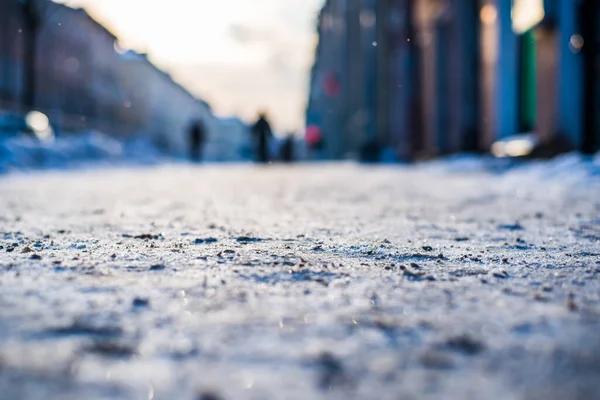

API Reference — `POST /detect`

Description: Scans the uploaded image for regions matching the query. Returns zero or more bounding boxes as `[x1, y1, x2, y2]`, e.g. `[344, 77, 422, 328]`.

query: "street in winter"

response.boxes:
[0, 159, 599, 399]
[2, 0, 600, 399]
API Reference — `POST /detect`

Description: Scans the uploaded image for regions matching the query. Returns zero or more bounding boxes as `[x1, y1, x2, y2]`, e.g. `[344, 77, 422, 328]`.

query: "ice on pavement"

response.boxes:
[0, 154, 599, 399]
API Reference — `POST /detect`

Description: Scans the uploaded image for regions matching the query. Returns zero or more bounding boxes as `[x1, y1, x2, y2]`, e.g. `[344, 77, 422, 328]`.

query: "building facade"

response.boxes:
[307, 0, 421, 161]
[0, 0, 25, 111]
[306, 0, 600, 160]
[306, 0, 349, 159]
[0, 0, 240, 159]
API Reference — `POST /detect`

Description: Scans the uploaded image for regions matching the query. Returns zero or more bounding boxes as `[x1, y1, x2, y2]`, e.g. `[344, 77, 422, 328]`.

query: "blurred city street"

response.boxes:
[1, 0, 599, 398]
[0, 160, 599, 400]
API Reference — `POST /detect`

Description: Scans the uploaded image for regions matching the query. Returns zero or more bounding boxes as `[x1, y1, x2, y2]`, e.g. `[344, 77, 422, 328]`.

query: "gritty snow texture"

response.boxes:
[0, 161, 599, 400]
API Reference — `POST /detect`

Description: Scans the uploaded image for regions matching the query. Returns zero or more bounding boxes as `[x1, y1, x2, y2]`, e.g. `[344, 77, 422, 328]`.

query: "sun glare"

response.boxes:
[54, 0, 324, 131]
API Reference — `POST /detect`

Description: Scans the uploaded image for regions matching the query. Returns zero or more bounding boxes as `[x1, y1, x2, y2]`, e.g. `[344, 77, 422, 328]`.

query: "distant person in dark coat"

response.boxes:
[359, 139, 380, 163]
[189, 119, 206, 162]
[251, 112, 272, 163]
[280, 133, 295, 163]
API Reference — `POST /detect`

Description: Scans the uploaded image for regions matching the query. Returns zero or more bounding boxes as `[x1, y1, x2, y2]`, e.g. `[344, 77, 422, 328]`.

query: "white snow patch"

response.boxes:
[420, 152, 600, 187]
[0, 132, 167, 173]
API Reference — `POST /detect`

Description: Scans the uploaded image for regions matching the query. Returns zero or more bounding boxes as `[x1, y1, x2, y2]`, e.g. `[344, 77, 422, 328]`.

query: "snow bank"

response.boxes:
[0, 132, 167, 173]
[418, 153, 513, 173]
[420, 152, 600, 186]
[1, 130, 599, 188]
[504, 152, 600, 181]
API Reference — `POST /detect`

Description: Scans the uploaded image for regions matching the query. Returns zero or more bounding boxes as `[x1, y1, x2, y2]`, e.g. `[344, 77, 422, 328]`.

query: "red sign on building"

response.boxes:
[323, 72, 340, 98]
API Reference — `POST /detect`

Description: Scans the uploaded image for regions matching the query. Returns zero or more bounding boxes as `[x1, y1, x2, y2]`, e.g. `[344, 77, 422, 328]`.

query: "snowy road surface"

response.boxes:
[0, 160, 599, 400]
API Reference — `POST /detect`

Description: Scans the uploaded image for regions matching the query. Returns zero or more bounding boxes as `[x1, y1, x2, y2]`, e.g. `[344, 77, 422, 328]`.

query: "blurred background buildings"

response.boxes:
[1, 0, 598, 163]
[306, 0, 600, 161]
[0, 0, 251, 160]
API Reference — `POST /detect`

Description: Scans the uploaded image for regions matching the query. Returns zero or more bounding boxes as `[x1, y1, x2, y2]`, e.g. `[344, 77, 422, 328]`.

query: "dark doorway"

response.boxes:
[458, 0, 481, 152]
[581, 0, 600, 154]
[517, 30, 537, 133]
[435, 17, 450, 155]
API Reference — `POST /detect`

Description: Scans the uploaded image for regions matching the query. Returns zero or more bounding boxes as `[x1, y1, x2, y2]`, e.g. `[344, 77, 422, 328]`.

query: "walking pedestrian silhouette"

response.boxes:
[251, 111, 272, 164]
[188, 119, 206, 163]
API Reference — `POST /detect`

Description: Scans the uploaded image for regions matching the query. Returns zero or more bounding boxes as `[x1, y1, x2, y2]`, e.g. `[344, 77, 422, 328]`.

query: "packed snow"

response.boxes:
[0, 160, 598, 399]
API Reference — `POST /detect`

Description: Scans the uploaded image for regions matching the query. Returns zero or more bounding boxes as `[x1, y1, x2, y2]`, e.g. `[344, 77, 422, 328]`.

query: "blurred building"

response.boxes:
[306, 0, 348, 159]
[0, 0, 247, 160]
[376, 0, 420, 160]
[480, 0, 599, 154]
[306, 0, 600, 160]
[205, 117, 252, 162]
[35, 1, 112, 133]
[118, 50, 218, 155]
[0, 0, 26, 111]
[307, 0, 422, 161]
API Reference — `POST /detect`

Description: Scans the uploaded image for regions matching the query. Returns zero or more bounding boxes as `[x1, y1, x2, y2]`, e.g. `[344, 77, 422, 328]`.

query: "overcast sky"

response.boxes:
[56, 0, 324, 132]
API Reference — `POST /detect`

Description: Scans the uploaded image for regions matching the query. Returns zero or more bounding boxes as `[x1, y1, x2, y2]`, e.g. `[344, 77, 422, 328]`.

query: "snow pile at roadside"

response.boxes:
[1, 130, 598, 186]
[504, 152, 600, 182]
[418, 153, 511, 174]
[421, 152, 600, 186]
[0, 131, 167, 173]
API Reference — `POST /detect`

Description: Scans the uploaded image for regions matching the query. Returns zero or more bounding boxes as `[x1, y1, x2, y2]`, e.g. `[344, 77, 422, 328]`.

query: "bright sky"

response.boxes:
[56, 0, 324, 132]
